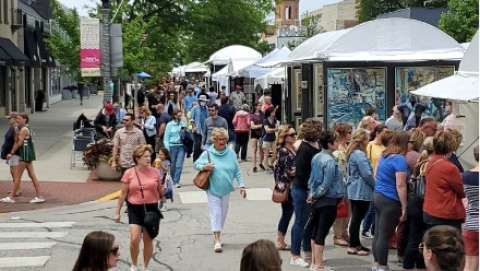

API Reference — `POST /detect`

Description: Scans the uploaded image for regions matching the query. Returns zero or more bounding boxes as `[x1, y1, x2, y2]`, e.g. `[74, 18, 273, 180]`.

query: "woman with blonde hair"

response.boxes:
[115, 144, 163, 271]
[273, 124, 297, 250]
[345, 128, 374, 256]
[194, 128, 247, 253]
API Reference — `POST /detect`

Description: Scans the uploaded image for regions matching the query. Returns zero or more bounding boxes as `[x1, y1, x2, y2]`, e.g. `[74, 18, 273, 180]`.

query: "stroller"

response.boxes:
[71, 114, 96, 168]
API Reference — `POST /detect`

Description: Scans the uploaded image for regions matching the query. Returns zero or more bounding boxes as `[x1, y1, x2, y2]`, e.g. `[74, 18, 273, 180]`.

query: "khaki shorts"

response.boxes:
[7, 155, 20, 167]
[262, 141, 274, 150]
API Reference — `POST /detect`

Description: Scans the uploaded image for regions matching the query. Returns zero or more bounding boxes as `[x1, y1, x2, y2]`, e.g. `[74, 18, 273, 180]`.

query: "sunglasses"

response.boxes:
[418, 242, 425, 253]
[286, 132, 297, 137]
[110, 245, 120, 256]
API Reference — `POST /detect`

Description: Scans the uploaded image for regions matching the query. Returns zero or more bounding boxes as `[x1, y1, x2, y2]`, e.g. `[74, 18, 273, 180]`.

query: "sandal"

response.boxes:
[276, 243, 290, 250]
[346, 247, 358, 255]
[334, 237, 348, 247]
[356, 246, 370, 256]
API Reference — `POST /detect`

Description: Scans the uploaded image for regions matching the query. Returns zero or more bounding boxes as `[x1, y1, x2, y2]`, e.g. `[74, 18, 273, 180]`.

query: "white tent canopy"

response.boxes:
[287, 18, 464, 63]
[183, 62, 209, 73]
[411, 32, 479, 102]
[228, 58, 260, 77]
[237, 47, 291, 78]
[206, 45, 262, 66]
[254, 68, 285, 89]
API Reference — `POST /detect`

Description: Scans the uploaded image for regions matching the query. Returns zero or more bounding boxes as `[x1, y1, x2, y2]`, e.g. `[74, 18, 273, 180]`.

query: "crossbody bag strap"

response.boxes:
[133, 168, 148, 212]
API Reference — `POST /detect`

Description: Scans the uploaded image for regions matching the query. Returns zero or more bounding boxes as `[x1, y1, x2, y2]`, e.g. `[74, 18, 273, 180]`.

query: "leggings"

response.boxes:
[403, 213, 426, 269]
[373, 193, 401, 266]
[348, 199, 370, 248]
[278, 194, 294, 235]
[311, 205, 337, 246]
[234, 132, 249, 161]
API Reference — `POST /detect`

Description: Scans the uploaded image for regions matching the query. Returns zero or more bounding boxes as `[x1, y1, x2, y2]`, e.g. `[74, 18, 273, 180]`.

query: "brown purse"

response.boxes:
[193, 151, 212, 190]
[272, 183, 289, 203]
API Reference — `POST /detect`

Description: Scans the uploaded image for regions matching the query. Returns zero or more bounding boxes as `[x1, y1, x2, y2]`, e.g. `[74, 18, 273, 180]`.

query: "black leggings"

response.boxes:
[349, 200, 370, 248]
[311, 205, 337, 246]
[403, 213, 426, 269]
[373, 193, 401, 266]
[234, 132, 249, 160]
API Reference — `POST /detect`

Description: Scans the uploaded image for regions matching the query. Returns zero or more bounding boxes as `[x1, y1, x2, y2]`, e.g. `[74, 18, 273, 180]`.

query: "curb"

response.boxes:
[96, 190, 121, 202]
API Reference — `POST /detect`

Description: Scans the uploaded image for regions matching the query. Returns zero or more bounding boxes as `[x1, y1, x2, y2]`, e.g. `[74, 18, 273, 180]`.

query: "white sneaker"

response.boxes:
[290, 257, 309, 268]
[0, 196, 15, 203]
[29, 197, 45, 204]
[214, 242, 222, 253]
[130, 265, 138, 271]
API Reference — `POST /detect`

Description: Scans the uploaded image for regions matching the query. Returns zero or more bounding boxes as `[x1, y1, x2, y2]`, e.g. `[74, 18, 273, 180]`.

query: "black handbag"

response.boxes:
[134, 169, 163, 239]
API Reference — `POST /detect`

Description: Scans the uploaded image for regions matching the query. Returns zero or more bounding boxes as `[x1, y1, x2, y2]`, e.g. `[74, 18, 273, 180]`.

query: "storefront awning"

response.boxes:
[0, 37, 29, 66]
[24, 29, 41, 66]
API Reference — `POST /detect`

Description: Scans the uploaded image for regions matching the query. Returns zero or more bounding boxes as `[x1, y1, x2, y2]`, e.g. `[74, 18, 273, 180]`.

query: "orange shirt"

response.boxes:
[423, 155, 465, 221]
[122, 167, 161, 204]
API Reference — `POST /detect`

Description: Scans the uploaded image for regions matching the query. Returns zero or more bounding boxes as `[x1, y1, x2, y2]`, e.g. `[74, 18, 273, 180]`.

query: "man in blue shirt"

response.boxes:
[183, 88, 197, 114]
[191, 95, 209, 161]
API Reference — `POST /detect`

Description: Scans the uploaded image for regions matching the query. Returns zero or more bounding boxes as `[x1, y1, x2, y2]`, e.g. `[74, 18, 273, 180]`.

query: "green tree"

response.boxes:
[439, 0, 479, 42]
[46, 0, 81, 80]
[301, 12, 324, 38]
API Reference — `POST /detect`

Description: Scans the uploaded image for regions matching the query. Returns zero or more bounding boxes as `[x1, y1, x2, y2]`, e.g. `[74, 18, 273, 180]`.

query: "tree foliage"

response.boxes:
[46, 0, 81, 80]
[301, 12, 324, 38]
[439, 0, 479, 42]
[355, 0, 446, 22]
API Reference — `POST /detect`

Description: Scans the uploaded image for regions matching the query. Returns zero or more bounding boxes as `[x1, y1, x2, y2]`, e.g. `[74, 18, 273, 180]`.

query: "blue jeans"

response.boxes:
[290, 185, 313, 256]
[362, 201, 375, 234]
[170, 145, 185, 185]
[278, 193, 294, 235]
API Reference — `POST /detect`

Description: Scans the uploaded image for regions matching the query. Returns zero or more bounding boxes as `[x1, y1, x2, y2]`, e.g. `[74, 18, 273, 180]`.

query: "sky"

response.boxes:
[59, 0, 342, 17]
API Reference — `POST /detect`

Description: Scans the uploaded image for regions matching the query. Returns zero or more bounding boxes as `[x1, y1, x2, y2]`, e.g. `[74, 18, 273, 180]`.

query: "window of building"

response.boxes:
[0, 0, 3, 24]
[4, 0, 8, 24]
[285, 6, 291, 20]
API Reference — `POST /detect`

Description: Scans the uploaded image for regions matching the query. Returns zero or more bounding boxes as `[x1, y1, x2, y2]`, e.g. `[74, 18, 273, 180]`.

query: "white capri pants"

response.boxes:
[207, 191, 230, 232]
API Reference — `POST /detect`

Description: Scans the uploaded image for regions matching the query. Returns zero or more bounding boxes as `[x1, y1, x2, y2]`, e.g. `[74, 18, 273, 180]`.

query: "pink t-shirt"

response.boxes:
[122, 167, 161, 204]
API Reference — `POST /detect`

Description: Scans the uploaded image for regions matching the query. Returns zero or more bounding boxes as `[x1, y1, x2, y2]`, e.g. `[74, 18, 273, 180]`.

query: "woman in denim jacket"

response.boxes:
[345, 128, 375, 256]
[308, 130, 345, 271]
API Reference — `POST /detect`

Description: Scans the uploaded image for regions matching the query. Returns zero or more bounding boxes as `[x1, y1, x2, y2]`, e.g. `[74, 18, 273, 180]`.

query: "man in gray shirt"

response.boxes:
[203, 103, 228, 146]
[229, 85, 246, 110]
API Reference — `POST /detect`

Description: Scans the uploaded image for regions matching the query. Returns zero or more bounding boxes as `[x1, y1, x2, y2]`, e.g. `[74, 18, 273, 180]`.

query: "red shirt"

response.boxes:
[122, 167, 161, 204]
[423, 155, 465, 220]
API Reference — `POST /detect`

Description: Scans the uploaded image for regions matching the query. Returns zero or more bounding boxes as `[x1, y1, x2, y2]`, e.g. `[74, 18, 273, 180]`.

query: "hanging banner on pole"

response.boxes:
[80, 17, 101, 77]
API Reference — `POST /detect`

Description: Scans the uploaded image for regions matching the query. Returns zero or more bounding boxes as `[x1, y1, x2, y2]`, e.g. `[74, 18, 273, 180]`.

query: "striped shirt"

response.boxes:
[463, 171, 479, 231]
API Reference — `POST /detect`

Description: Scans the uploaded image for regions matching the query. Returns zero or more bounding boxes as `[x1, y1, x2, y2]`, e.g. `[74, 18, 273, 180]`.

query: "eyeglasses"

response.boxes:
[215, 138, 227, 142]
[122, 119, 130, 122]
[110, 245, 120, 256]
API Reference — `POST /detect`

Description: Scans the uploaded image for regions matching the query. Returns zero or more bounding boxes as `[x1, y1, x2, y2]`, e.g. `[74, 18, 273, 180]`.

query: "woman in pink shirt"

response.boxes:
[115, 144, 163, 271]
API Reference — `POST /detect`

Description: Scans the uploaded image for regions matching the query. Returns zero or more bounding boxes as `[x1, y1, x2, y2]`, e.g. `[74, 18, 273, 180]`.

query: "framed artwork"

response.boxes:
[395, 66, 455, 122]
[326, 67, 387, 126]
[313, 63, 324, 118]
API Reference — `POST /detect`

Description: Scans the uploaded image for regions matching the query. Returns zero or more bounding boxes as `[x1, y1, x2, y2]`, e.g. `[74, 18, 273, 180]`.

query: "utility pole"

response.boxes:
[101, 0, 112, 104]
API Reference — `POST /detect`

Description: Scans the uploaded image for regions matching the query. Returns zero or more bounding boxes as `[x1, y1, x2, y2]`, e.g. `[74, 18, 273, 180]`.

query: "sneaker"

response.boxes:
[29, 197, 46, 204]
[290, 257, 309, 268]
[361, 231, 373, 239]
[0, 196, 15, 203]
[130, 265, 138, 271]
[259, 164, 266, 171]
[214, 242, 222, 253]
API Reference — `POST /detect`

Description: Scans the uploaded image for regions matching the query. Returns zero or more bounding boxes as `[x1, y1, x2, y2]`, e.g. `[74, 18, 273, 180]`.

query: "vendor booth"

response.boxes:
[412, 32, 479, 168]
[205, 45, 262, 93]
[182, 62, 209, 81]
[283, 18, 465, 127]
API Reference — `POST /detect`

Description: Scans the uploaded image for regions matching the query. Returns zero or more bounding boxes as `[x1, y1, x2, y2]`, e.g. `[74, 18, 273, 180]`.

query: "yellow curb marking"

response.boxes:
[97, 190, 121, 202]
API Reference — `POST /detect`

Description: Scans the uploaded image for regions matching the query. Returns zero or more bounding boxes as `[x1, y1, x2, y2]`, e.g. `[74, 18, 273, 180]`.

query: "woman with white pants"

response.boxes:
[194, 128, 247, 252]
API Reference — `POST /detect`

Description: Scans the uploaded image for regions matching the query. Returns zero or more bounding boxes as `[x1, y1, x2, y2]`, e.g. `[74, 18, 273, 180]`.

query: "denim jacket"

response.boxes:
[346, 149, 375, 201]
[308, 150, 345, 200]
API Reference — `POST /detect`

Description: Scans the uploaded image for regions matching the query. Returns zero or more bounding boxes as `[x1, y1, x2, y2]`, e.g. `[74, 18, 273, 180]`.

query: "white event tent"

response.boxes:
[236, 47, 291, 78]
[183, 62, 209, 73]
[412, 32, 479, 168]
[254, 68, 285, 90]
[285, 18, 465, 63]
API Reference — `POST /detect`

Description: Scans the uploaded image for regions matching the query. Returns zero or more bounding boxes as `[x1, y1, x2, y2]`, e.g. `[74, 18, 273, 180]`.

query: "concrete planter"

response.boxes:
[95, 161, 121, 181]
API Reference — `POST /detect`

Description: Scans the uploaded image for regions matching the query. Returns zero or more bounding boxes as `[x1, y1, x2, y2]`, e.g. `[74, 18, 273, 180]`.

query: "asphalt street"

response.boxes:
[0, 158, 404, 271]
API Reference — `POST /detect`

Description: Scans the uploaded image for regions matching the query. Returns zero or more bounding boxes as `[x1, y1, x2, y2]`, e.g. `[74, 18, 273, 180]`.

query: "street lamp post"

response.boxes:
[101, 0, 112, 104]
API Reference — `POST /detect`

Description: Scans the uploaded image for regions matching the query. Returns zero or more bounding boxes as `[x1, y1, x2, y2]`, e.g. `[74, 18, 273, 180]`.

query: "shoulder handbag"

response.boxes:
[193, 151, 211, 190]
[134, 169, 163, 239]
[272, 148, 291, 204]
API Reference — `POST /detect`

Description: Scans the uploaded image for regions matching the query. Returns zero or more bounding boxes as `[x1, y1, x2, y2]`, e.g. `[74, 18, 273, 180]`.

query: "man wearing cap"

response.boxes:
[1, 112, 20, 195]
[94, 102, 117, 138]
[191, 95, 209, 161]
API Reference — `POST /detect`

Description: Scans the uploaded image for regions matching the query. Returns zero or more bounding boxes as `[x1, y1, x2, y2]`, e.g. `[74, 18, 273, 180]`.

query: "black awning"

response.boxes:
[0, 37, 29, 66]
[0, 46, 11, 65]
[24, 29, 40, 66]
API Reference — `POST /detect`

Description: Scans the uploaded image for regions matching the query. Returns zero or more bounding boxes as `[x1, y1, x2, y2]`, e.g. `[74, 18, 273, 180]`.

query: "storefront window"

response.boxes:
[326, 67, 386, 126]
[395, 66, 455, 122]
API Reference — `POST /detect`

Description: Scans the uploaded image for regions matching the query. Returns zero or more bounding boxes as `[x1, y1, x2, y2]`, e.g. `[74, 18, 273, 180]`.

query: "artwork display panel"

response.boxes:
[326, 67, 386, 126]
[395, 66, 455, 122]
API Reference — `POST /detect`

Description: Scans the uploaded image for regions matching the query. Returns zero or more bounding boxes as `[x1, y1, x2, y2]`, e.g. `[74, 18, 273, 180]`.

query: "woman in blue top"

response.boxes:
[345, 128, 374, 256]
[141, 106, 157, 162]
[194, 128, 247, 253]
[372, 131, 409, 271]
[308, 130, 345, 271]
[163, 109, 187, 188]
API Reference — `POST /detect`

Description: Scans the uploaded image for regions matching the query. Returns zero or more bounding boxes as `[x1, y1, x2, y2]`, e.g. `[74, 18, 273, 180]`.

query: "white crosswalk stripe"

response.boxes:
[0, 221, 75, 269]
